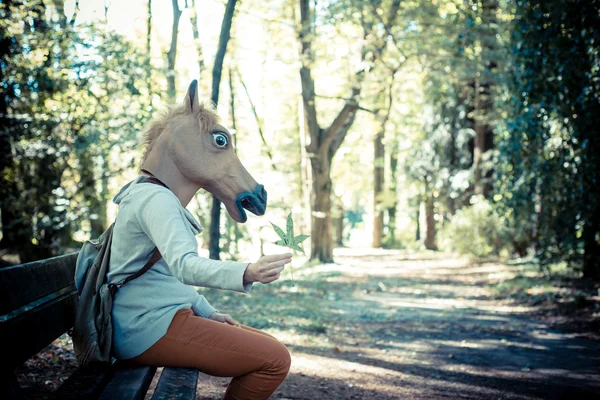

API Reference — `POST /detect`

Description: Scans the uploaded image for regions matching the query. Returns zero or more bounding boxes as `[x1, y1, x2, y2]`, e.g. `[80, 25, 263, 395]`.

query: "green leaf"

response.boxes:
[271, 212, 309, 260]
[294, 234, 309, 244]
[271, 222, 286, 240]
[290, 243, 305, 253]
[286, 212, 294, 240]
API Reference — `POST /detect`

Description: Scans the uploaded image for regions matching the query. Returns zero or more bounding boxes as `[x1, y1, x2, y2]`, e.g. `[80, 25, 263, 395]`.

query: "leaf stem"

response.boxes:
[290, 249, 296, 286]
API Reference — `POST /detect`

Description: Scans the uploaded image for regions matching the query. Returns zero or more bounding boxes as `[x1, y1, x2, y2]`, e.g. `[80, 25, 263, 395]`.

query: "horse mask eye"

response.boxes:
[213, 133, 228, 148]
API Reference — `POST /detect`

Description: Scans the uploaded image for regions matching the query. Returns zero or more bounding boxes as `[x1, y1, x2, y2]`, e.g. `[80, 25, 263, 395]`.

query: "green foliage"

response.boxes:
[220, 213, 251, 261]
[440, 196, 510, 258]
[0, 0, 598, 285]
[499, 0, 600, 278]
[0, 1, 157, 261]
[402, 0, 510, 248]
[1, 1, 76, 259]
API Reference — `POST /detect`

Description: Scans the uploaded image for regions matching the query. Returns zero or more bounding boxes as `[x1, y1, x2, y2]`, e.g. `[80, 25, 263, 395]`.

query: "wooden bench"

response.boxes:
[0, 253, 200, 400]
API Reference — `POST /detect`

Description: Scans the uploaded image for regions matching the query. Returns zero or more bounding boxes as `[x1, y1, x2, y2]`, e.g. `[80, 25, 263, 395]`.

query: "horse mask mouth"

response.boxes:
[233, 184, 268, 223]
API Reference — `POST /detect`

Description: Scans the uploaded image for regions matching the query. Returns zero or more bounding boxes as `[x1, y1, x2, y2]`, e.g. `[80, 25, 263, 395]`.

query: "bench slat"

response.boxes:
[98, 365, 157, 400]
[0, 253, 78, 316]
[152, 368, 198, 400]
[0, 290, 77, 368]
[52, 364, 116, 400]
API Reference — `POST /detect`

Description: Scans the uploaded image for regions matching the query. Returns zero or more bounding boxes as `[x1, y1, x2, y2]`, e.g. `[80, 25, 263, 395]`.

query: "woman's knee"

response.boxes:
[267, 341, 291, 375]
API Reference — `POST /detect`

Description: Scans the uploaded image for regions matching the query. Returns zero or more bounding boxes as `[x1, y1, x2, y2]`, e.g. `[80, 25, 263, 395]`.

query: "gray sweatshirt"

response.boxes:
[107, 174, 252, 359]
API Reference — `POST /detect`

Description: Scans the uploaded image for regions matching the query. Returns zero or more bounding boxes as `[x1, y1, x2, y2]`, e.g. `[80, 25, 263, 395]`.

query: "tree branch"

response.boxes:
[69, 1, 80, 26]
[315, 93, 353, 102]
[329, 106, 359, 161]
[358, 106, 377, 114]
[318, 0, 402, 160]
[322, 95, 359, 152]
[235, 68, 278, 172]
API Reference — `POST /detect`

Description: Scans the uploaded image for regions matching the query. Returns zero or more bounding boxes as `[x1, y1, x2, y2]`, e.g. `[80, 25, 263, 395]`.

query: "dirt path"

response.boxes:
[16, 250, 600, 399]
[195, 250, 600, 399]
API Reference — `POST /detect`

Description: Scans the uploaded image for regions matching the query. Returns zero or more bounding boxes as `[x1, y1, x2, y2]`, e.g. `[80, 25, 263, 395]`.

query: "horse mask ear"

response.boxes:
[184, 80, 200, 114]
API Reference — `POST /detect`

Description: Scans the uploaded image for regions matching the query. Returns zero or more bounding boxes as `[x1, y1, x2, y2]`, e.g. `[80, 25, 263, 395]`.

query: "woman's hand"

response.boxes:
[208, 312, 240, 327]
[244, 253, 292, 284]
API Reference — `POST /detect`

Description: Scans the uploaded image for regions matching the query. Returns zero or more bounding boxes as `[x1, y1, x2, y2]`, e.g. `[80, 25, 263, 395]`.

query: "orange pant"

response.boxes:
[126, 309, 291, 400]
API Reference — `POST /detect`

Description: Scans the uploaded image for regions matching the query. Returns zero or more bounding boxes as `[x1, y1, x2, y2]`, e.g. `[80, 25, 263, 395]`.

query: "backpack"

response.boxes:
[72, 176, 165, 366]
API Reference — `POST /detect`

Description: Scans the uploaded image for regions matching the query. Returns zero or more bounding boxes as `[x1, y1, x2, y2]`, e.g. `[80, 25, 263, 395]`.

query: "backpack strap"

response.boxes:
[109, 248, 162, 294]
[108, 174, 169, 294]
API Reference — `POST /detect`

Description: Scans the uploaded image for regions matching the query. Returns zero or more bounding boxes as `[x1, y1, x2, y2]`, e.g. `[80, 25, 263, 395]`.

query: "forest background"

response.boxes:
[1, 0, 599, 283]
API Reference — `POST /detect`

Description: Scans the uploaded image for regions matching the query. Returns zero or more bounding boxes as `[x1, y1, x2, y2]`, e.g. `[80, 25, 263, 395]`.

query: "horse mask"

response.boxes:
[143, 80, 267, 223]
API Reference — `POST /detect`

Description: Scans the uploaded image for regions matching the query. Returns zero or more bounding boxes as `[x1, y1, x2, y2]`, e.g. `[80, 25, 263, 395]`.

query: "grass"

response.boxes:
[198, 254, 600, 341]
[200, 278, 338, 334]
[483, 259, 599, 333]
[489, 260, 592, 301]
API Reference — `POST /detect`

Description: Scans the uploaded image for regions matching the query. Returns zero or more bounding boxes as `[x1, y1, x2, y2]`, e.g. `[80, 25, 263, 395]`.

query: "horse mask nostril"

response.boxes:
[241, 198, 252, 209]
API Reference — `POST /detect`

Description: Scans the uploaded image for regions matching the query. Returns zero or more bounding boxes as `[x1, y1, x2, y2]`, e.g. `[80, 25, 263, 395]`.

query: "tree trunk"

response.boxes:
[189, 0, 205, 75]
[334, 202, 344, 247]
[424, 193, 437, 250]
[373, 130, 384, 248]
[386, 141, 398, 245]
[166, 0, 182, 103]
[582, 125, 600, 280]
[0, 19, 18, 252]
[210, 0, 237, 105]
[0, 191, 27, 253]
[89, 174, 108, 238]
[229, 67, 237, 147]
[583, 209, 600, 279]
[310, 168, 333, 262]
[79, 150, 102, 238]
[228, 67, 242, 254]
[208, 0, 238, 260]
[298, 0, 399, 262]
[415, 201, 421, 242]
[472, 0, 498, 198]
[473, 123, 493, 197]
[146, 0, 152, 105]
[447, 111, 458, 215]
[298, 97, 312, 244]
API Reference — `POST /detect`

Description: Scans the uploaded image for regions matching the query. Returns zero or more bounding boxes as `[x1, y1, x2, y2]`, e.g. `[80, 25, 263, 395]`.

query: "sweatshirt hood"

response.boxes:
[112, 175, 204, 234]
[112, 176, 144, 205]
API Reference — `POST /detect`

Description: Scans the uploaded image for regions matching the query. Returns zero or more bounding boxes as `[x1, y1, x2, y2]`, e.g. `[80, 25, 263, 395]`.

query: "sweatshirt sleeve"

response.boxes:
[135, 188, 253, 293]
[192, 294, 218, 318]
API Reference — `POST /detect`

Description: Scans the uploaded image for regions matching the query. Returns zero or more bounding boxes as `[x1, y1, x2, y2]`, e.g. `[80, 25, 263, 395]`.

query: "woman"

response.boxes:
[107, 81, 293, 399]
